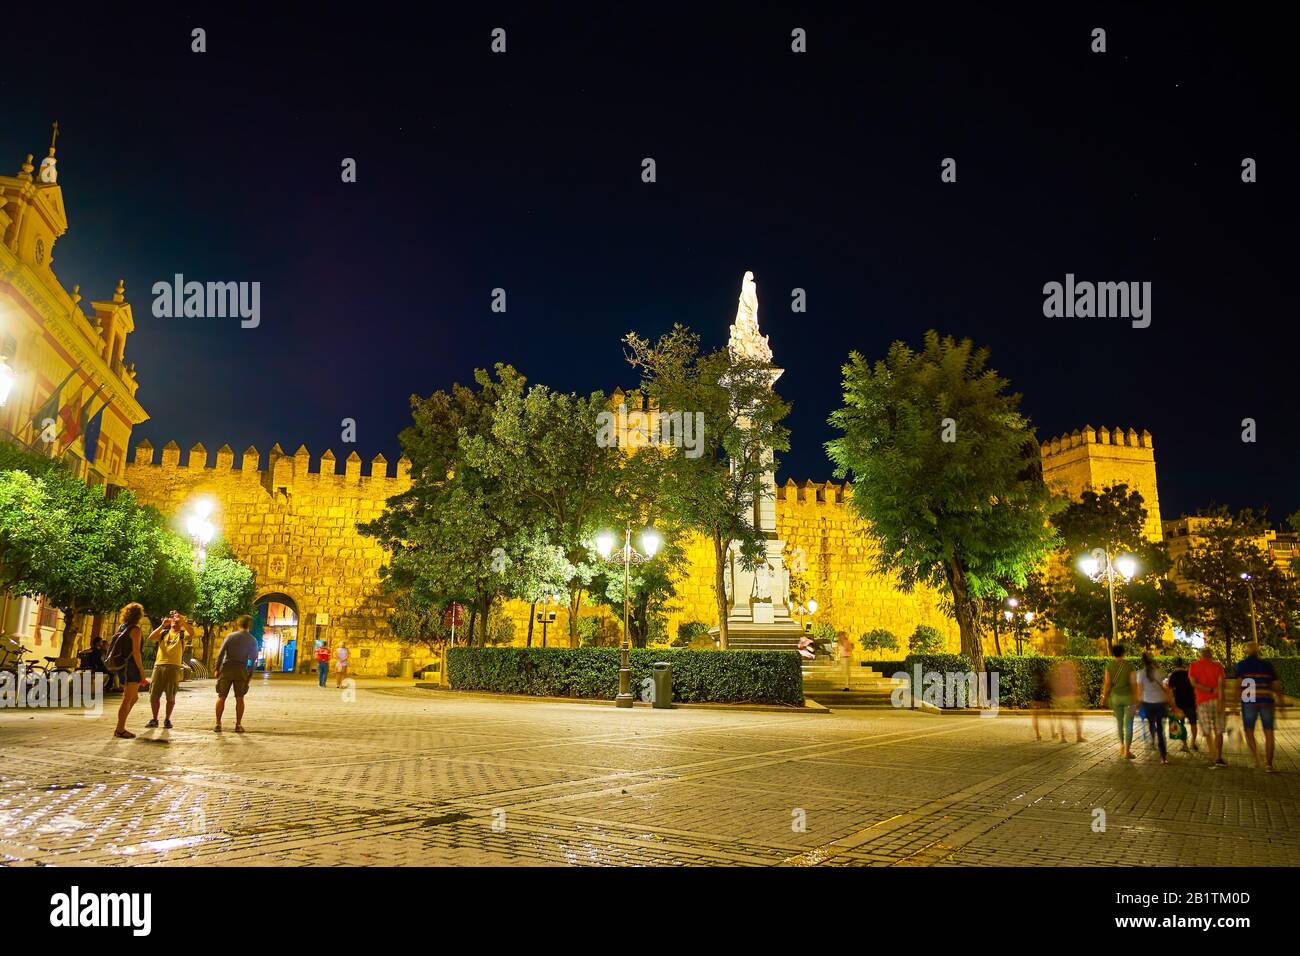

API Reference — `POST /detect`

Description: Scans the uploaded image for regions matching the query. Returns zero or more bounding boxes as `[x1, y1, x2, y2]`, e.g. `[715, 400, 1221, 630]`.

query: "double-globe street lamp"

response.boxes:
[1077, 547, 1139, 644]
[535, 591, 562, 647]
[594, 525, 662, 708]
[1003, 597, 1035, 655]
[795, 598, 818, 632]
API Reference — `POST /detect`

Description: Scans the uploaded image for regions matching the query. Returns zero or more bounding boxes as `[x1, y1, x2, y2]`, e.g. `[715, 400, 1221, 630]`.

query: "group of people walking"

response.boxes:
[1100, 642, 1282, 772]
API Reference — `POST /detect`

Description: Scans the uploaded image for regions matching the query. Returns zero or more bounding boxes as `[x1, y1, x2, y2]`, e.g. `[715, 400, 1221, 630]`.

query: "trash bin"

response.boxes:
[399, 659, 415, 679]
[651, 661, 672, 708]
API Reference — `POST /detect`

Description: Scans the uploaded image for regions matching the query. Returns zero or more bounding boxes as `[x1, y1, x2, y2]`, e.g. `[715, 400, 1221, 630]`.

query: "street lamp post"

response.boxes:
[595, 525, 662, 708]
[536, 592, 561, 647]
[1241, 573, 1259, 644]
[794, 598, 818, 632]
[1077, 548, 1139, 645]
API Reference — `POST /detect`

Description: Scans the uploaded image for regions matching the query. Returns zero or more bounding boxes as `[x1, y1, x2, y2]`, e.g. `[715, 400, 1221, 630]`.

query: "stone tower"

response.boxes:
[1040, 425, 1163, 541]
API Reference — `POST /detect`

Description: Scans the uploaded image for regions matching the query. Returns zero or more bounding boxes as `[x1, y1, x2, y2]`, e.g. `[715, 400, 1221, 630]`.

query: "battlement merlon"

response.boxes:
[1041, 425, 1154, 458]
[127, 439, 412, 480]
[776, 478, 853, 504]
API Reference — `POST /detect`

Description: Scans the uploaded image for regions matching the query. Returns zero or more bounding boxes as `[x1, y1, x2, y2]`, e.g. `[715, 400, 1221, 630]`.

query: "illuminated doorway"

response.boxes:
[252, 593, 299, 673]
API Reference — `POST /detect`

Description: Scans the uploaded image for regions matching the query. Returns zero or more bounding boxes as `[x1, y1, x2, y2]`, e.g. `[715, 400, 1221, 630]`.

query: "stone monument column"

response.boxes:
[722, 272, 799, 640]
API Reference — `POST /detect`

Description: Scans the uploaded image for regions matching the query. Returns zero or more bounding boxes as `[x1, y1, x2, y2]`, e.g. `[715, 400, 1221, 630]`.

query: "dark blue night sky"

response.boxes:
[3, 4, 1294, 522]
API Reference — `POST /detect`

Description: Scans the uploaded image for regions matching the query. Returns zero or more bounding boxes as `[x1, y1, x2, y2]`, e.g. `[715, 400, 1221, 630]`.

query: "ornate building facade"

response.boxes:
[1, 133, 149, 653]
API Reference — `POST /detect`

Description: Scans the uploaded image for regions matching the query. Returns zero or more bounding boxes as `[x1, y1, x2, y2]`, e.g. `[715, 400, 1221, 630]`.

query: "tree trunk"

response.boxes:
[991, 607, 1002, 655]
[202, 625, 214, 668]
[478, 597, 491, 644]
[713, 532, 729, 650]
[945, 559, 985, 674]
[527, 602, 536, 647]
[568, 589, 584, 647]
[58, 607, 82, 660]
[466, 605, 478, 648]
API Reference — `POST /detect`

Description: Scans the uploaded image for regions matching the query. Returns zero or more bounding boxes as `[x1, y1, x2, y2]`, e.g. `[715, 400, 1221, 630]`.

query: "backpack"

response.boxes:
[105, 624, 134, 672]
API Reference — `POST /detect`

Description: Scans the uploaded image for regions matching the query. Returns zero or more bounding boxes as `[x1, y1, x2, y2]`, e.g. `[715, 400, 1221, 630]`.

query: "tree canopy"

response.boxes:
[826, 331, 1060, 672]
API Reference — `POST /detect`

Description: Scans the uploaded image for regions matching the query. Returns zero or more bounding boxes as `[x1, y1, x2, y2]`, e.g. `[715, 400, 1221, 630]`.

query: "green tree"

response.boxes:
[361, 367, 533, 647]
[192, 544, 256, 666]
[461, 373, 620, 645]
[1176, 507, 1297, 664]
[908, 623, 946, 654]
[859, 628, 899, 656]
[623, 325, 791, 649]
[1035, 484, 1184, 648]
[503, 530, 574, 647]
[136, 509, 199, 623]
[388, 590, 452, 651]
[826, 331, 1060, 673]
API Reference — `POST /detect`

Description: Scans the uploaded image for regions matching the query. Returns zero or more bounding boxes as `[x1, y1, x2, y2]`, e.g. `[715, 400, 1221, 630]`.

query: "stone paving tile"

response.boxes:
[1, 677, 1296, 867]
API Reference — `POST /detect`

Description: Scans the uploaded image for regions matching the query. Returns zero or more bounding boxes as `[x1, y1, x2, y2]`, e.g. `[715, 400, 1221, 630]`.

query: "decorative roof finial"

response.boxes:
[38, 122, 59, 183]
[113, 278, 125, 304]
[71, 283, 82, 306]
[17, 154, 34, 182]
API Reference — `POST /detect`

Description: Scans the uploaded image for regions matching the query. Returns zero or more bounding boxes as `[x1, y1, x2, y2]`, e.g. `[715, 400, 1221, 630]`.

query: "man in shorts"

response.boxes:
[1236, 641, 1283, 773]
[146, 611, 192, 729]
[1189, 646, 1226, 766]
[214, 615, 259, 733]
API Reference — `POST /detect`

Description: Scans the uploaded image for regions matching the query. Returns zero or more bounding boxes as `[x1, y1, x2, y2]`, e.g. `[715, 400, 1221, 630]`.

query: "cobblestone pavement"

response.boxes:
[2, 676, 1296, 867]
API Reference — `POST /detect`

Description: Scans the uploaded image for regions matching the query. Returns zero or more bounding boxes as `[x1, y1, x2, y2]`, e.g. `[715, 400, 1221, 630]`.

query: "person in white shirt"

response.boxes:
[1136, 653, 1173, 765]
[334, 640, 350, 688]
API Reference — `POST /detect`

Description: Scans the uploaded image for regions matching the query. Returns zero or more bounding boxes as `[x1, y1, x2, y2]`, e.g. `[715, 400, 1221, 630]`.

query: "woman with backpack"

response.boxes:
[109, 603, 166, 739]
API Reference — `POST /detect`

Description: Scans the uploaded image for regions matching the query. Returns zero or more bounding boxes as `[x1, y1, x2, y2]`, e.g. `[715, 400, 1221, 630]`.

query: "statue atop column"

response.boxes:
[728, 270, 772, 364]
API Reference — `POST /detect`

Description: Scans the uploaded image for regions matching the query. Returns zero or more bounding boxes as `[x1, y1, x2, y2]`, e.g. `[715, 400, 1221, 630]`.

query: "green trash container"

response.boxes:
[652, 661, 672, 708]
[399, 659, 415, 679]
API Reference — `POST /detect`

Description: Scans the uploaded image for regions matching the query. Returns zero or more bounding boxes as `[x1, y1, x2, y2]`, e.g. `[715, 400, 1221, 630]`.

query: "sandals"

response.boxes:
[113, 729, 135, 739]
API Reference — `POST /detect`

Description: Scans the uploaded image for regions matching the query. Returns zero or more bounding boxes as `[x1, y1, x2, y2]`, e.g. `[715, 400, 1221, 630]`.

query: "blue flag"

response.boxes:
[82, 400, 109, 464]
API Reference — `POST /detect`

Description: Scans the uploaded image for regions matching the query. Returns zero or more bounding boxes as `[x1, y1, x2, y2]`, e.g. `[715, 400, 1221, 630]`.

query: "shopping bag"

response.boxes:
[1167, 713, 1187, 741]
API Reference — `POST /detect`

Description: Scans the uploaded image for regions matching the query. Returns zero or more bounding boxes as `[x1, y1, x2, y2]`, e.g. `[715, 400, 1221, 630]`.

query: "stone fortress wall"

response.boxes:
[123, 417, 1162, 676]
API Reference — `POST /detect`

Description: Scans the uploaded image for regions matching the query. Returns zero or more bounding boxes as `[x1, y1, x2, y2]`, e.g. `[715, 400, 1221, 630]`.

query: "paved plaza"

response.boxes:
[1, 677, 1297, 867]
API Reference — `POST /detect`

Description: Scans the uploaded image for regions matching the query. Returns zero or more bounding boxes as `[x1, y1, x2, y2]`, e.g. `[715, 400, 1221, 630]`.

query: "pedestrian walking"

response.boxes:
[1031, 664, 1051, 741]
[1166, 657, 1198, 752]
[146, 611, 192, 729]
[315, 640, 330, 687]
[335, 640, 350, 688]
[214, 614, 259, 733]
[1136, 653, 1172, 765]
[1049, 658, 1085, 743]
[836, 631, 851, 691]
[1235, 641, 1283, 773]
[1188, 646, 1226, 766]
[1100, 644, 1139, 760]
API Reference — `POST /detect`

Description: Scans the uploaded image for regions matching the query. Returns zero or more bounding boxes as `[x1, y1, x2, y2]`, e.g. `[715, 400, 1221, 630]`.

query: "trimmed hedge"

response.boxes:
[447, 646, 804, 706]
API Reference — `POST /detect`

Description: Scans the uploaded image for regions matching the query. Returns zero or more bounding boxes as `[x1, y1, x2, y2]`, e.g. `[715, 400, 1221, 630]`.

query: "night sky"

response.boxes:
[4, 5, 1294, 522]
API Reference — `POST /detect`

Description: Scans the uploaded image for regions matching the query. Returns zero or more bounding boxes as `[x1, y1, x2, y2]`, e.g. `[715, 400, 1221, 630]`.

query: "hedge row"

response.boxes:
[897, 654, 1299, 709]
[447, 647, 805, 706]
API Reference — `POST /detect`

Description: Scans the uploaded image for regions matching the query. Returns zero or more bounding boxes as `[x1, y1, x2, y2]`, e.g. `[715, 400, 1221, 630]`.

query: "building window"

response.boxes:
[38, 598, 59, 630]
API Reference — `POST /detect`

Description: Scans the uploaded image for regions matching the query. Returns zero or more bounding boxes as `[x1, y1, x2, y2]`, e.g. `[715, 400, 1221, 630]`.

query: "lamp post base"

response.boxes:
[616, 642, 634, 707]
